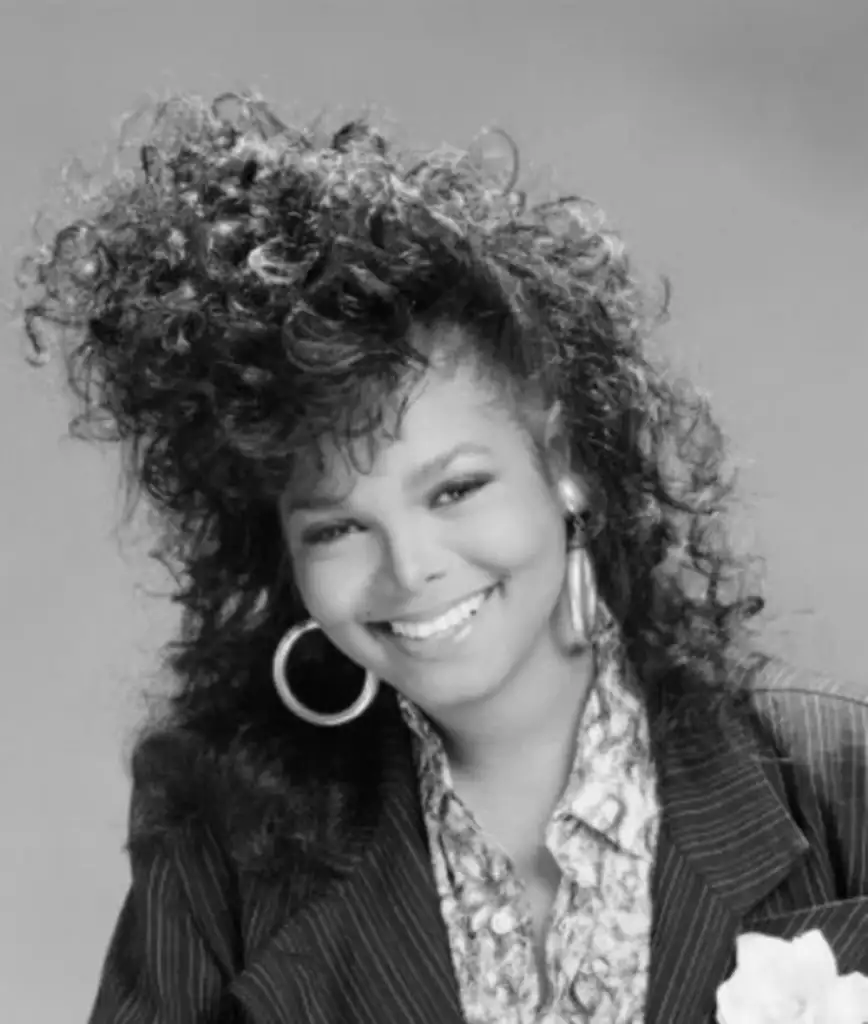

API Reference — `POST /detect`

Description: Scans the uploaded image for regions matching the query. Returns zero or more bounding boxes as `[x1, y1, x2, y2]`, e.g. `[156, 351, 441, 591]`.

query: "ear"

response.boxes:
[542, 401, 576, 486]
[541, 401, 587, 516]
[542, 400, 569, 473]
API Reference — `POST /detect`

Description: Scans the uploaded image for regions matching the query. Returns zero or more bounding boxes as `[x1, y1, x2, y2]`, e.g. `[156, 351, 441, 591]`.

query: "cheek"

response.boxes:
[468, 495, 565, 574]
[291, 549, 372, 626]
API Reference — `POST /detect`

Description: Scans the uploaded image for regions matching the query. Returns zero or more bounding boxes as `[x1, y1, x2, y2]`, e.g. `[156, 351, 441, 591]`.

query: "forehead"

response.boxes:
[288, 360, 526, 500]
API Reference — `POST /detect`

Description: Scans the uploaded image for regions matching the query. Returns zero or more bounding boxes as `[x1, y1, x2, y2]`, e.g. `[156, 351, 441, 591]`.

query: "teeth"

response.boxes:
[390, 590, 488, 640]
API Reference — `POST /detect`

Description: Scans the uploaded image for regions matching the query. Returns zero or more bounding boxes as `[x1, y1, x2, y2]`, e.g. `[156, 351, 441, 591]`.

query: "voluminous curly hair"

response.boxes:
[19, 93, 763, 875]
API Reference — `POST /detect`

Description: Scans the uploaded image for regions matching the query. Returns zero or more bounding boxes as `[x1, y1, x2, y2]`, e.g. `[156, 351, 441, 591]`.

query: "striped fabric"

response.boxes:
[89, 663, 868, 1024]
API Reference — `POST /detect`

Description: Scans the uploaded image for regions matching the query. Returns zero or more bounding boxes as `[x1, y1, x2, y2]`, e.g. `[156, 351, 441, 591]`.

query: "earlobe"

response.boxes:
[558, 476, 585, 518]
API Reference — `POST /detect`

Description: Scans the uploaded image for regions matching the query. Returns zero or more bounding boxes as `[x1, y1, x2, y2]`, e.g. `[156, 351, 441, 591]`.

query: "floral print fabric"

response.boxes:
[399, 648, 660, 1024]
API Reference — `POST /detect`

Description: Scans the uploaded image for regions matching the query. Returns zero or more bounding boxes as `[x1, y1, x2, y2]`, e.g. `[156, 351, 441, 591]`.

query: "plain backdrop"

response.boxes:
[1, 1, 866, 1020]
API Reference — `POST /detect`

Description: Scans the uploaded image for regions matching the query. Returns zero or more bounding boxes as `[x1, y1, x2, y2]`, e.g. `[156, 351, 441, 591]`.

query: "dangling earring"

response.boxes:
[566, 543, 599, 648]
[559, 478, 599, 649]
[272, 620, 380, 727]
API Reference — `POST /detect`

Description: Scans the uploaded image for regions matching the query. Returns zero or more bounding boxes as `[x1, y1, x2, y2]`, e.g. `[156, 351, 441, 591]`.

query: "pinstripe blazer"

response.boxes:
[89, 663, 868, 1024]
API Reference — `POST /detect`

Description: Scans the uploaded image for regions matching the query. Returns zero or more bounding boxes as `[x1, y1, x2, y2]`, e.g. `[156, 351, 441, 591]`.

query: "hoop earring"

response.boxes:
[272, 620, 379, 727]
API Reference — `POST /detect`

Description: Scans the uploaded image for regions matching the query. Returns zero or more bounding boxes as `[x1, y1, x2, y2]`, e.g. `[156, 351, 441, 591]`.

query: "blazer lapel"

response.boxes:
[646, 696, 811, 1024]
[231, 698, 465, 1024]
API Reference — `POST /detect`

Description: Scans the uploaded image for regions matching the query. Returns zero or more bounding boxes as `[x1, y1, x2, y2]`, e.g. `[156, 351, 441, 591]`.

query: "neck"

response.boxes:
[432, 638, 597, 782]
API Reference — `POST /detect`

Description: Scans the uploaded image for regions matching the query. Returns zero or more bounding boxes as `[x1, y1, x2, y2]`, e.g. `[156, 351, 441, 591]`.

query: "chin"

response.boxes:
[397, 664, 510, 713]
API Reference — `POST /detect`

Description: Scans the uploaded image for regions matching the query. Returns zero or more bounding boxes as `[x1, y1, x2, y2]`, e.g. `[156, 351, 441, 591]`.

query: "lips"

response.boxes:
[371, 583, 500, 653]
[395, 590, 489, 638]
[375, 585, 492, 630]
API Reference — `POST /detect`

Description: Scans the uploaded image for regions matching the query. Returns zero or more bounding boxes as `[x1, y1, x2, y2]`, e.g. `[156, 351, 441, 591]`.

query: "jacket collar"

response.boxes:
[231, 685, 810, 1024]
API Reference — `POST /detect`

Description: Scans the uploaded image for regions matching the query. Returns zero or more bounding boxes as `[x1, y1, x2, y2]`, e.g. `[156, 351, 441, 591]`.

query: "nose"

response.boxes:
[380, 519, 444, 594]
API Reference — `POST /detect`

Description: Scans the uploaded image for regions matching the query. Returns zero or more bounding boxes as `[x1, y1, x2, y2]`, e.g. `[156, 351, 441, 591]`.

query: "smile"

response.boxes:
[375, 584, 499, 647]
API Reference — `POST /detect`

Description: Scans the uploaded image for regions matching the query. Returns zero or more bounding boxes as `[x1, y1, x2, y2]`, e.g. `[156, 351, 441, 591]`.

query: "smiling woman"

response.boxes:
[280, 341, 585, 727]
[16, 92, 868, 1024]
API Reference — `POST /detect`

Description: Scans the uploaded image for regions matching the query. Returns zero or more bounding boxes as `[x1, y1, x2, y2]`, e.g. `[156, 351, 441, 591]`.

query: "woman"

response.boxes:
[20, 93, 868, 1024]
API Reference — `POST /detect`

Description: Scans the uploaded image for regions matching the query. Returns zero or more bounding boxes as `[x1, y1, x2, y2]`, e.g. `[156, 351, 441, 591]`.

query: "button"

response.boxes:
[490, 907, 516, 935]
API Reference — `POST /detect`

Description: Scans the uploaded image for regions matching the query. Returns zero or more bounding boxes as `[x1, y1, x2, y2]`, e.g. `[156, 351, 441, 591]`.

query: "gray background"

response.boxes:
[1, 1, 866, 1019]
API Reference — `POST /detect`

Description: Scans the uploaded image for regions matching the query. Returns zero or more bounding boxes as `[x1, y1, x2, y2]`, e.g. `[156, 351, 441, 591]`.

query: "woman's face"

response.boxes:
[281, 336, 574, 719]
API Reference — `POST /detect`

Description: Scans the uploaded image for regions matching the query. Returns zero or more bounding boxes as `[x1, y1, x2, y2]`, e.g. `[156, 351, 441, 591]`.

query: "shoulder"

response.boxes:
[126, 704, 391, 881]
[734, 658, 868, 900]
[743, 658, 868, 795]
[749, 657, 868, 704]
[747, 658, 868, 749]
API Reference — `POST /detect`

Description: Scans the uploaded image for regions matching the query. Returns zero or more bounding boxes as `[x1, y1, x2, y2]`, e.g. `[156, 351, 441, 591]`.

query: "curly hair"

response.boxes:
[18, 92, 764, 876]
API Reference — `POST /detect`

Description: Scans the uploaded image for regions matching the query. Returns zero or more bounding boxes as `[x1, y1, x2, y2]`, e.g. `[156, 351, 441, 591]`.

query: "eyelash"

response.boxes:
[301, 475, 491, 547]
[433, 476, 489, 507]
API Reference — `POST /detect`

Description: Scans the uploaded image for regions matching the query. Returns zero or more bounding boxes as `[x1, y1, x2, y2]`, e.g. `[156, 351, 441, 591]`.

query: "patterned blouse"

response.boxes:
[398, 645, 660, 1024]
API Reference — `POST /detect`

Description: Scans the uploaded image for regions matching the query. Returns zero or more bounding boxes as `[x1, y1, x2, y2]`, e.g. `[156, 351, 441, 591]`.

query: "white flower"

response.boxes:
[716, 930, 868, 1024]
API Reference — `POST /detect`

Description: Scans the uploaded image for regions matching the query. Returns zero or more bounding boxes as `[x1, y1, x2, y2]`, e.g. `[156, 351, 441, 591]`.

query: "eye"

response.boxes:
[432, 475, 491, 507]
[302, 521, 359, 546]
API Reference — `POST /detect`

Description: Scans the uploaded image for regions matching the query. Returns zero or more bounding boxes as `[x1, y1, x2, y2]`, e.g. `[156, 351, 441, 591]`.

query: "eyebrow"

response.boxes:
[408, 442, 493, 487]
[286, 442, 493, 513]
